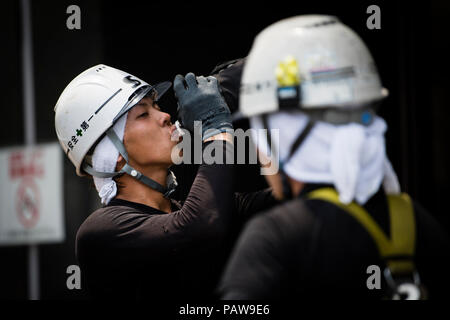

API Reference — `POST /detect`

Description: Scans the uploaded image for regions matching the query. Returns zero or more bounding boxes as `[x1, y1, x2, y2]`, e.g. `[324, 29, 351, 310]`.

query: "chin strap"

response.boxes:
[83, 127, 177, 198]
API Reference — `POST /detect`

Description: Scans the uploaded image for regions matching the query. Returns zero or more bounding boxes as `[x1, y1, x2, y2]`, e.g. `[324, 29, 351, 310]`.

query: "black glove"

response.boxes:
[174, 72, 233, 141]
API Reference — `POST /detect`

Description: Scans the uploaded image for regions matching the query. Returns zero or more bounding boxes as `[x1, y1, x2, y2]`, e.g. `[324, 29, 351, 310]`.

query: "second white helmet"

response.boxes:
[240, 15, 388, 118]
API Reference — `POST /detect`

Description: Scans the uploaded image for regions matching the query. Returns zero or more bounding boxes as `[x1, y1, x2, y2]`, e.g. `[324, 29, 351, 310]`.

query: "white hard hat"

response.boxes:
[54, 64, 171, 176]
[240, 15, 388, 118]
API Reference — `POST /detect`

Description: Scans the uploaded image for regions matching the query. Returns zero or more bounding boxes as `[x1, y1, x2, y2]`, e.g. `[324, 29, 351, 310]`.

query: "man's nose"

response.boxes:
[160, 112, 172, 126]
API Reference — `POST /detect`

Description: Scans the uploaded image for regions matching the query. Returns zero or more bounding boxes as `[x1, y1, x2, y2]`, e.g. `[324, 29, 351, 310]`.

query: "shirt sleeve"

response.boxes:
[77, 141, 236, 265]
[234, 188, 279, 223]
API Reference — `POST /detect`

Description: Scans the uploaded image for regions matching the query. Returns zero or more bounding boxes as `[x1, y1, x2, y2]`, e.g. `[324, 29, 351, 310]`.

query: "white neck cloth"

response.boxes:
[92, 112, 128, 205]
[250, 112, 400, 205]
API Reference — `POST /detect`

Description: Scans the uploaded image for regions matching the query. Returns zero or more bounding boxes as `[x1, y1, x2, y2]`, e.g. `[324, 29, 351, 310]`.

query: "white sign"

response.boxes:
[0, 142, 64, 245]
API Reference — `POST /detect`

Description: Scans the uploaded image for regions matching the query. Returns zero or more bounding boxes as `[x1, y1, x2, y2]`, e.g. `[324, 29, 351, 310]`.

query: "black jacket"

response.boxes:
[218, 183, 450, 300]
[76, 141, 277, 300]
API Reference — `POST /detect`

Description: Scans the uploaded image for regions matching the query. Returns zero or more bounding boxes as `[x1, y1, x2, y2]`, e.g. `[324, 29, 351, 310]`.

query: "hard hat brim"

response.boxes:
[113, 81, 172, 122]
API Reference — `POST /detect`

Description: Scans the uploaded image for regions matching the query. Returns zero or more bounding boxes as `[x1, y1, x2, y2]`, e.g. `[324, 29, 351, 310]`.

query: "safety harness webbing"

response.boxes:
[307, 188, 416, 275]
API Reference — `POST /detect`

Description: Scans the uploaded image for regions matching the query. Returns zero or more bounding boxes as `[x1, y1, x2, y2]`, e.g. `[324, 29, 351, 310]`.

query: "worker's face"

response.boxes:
[122, 96, 178, 170]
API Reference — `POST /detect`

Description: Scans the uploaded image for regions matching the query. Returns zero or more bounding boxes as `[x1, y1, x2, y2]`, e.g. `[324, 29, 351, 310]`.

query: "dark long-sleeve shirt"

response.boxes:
[75, 141, 277, 299]
[218, 184, 450, 300]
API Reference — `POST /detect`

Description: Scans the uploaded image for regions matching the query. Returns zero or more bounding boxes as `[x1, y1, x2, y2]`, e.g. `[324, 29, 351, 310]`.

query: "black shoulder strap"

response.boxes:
[306, 188, 417, 275]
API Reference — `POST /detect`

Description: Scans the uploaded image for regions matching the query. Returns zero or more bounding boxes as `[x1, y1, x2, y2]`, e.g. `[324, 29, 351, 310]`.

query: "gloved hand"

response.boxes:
[174, 72, 233, 141]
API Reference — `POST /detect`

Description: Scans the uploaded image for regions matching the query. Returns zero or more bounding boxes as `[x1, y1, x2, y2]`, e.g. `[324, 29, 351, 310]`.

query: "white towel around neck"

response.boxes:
[250, 112, 400, 204]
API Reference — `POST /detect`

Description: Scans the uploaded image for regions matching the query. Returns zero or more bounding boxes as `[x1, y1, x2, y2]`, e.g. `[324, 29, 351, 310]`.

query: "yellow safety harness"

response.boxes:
[307, 188, 416, 276]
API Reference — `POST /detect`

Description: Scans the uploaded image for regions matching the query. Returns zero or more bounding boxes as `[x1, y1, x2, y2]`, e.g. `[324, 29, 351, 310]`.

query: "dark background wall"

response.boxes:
[0, 0, 448, 299]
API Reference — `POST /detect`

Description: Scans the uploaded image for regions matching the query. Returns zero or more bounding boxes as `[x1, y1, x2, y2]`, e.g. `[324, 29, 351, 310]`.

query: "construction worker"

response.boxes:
[217, 15, 450, 300]
[54, 66, 275, 299]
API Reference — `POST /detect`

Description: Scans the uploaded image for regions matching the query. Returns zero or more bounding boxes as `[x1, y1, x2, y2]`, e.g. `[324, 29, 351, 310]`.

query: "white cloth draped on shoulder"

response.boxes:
[250, 112, 400, 205]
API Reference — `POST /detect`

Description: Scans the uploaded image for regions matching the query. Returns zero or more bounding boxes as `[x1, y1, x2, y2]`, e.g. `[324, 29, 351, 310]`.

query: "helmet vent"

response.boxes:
[305, 18, 338, 28]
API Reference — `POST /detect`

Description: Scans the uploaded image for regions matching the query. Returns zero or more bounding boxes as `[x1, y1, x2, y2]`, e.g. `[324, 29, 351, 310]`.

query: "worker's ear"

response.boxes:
[115, 154, 125, 172]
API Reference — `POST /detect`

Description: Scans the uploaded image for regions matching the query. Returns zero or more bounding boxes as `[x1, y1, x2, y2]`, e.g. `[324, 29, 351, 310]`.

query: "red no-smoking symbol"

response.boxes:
[16, 178, 40, 229]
